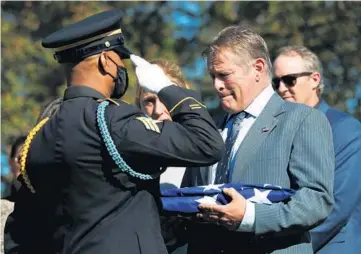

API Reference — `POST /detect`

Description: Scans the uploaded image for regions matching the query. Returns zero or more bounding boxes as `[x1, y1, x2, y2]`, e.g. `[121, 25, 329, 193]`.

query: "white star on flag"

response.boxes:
[203, 184, 223, 192]
[195, 195, 218, 205]
[248, 188, 272, 205]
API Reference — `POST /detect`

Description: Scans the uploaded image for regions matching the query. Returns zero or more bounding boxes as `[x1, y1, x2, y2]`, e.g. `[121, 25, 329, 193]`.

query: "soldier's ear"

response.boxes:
[99, 52, 109, 74]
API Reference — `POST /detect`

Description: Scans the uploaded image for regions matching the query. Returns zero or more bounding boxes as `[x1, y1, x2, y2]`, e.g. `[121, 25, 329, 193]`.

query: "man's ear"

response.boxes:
[99, 52, 109, 74]
[254, 58, 266, 74]
[311, 72, 321, 89]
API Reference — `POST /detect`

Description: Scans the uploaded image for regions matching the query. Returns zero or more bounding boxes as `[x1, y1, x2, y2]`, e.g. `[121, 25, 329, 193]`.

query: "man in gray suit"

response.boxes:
[184, 26, 335, 254]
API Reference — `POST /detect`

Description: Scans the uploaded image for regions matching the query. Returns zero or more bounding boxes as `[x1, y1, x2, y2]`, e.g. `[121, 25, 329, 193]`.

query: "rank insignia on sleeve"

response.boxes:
[136, 117, 160, 133]
[169, 97, 206, 113]
[189, 103, 203, 110]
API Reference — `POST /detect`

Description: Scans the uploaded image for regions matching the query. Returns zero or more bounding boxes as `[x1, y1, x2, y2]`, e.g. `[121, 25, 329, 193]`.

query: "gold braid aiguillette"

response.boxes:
[20, 117, 50, 193]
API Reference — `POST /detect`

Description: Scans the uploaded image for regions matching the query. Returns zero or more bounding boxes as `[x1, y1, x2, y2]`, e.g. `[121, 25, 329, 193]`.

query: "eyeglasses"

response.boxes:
[272, 72, 313, 90]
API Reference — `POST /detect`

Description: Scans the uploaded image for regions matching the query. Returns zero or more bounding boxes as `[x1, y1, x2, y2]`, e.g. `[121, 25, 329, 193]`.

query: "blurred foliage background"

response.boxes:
[1, 1, 361, 148]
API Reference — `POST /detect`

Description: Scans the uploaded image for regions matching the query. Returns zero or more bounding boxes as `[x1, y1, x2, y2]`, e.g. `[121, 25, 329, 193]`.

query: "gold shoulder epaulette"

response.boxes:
[20, 117, 50, 193]
[136, 117, 160, 133]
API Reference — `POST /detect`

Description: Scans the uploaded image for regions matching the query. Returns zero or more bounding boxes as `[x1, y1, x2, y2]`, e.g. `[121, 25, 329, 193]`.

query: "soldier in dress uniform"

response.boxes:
[4, 10, 224, 254]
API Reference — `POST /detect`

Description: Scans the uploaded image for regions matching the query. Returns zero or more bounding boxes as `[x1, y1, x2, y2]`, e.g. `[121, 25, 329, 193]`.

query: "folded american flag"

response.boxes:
[161, 183, 295, 213]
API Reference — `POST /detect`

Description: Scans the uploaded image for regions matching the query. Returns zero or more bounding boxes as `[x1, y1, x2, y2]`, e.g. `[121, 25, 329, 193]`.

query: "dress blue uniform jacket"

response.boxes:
[311, 100, 361, 253]
[4, 85, 224, 254]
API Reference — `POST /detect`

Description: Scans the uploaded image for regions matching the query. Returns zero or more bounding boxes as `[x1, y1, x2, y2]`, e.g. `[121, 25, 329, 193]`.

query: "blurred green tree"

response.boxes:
[1, 1, 360, 148]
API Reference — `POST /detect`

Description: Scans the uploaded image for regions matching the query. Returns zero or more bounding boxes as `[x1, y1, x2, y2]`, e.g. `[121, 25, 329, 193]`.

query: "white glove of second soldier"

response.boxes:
[130, 55, 173, 94]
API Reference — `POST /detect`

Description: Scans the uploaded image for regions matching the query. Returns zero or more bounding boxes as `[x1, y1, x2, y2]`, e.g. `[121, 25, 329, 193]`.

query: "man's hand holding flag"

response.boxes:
[161, 183, 295, 230]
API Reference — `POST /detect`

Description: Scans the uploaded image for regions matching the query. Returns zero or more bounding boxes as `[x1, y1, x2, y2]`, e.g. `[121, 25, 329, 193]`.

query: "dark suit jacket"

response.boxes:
[183, 93, 335, 254]
[310, 100, 361, 254]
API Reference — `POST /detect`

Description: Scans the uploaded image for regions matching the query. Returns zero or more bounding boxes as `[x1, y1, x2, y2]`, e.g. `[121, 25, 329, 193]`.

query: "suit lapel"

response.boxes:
[230, 94, 286, 182]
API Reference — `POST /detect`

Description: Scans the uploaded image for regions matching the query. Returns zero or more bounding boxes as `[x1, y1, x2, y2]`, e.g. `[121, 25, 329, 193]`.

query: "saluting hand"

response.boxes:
[130, 54, 173, 94]
[197, 187, 247, 231]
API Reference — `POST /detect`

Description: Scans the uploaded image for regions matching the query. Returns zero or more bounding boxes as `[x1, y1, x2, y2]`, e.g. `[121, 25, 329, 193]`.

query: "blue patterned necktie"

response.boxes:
[215, 111, 247, 184]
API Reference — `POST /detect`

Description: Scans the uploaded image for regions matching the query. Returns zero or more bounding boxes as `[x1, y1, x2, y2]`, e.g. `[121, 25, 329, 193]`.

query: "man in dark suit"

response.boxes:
[4, 10, 224, 254]
[273, 45, 361, 254]
[183, 26, 334, 254]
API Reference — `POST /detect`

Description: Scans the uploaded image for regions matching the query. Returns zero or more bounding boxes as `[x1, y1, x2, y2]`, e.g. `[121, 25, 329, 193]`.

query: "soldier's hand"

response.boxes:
[130, 55, 173, 94]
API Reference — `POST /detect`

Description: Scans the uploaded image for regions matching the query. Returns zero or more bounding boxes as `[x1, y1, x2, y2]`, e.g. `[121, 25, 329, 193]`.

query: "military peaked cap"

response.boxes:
[42, 10, 132, 63]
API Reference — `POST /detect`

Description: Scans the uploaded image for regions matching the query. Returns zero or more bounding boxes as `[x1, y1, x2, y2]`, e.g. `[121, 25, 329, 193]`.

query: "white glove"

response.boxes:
[130, 54, 173, 94]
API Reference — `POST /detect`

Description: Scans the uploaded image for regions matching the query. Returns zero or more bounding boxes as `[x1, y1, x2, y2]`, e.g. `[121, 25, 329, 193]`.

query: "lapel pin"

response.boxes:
[262, 127, 269, 132]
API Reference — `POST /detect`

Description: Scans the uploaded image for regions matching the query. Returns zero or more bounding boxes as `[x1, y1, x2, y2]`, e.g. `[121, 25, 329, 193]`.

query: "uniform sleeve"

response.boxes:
[253, 109, 335, 236]
[110, 85, 225, 168]
[310, 117, 361, 251]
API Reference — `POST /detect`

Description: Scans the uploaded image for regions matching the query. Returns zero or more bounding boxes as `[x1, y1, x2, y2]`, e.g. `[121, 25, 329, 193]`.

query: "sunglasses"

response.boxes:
[272, 72, 313, 90]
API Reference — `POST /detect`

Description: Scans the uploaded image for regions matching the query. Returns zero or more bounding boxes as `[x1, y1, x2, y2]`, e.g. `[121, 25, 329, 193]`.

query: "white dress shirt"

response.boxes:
[160, 167, 186, 190]
[209, 85, 274, 232]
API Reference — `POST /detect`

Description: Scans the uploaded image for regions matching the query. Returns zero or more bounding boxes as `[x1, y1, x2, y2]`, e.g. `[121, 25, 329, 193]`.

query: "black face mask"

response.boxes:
[107, 58, 129, 99]
[112, 65, 129, 99]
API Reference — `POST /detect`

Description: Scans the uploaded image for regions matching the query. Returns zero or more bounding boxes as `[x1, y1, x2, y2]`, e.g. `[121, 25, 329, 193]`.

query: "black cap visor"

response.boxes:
[54, 34, 132, 63]
[114, 45, 132, 59]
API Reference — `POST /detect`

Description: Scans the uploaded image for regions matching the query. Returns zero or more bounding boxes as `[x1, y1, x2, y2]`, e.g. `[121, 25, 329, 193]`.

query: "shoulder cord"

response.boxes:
[97, 101, 154, 180]
[20, 117, 50, 193]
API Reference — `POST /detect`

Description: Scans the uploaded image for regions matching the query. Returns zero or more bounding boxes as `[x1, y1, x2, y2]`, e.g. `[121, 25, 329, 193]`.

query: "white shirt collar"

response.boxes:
[244, 85, 274, 118]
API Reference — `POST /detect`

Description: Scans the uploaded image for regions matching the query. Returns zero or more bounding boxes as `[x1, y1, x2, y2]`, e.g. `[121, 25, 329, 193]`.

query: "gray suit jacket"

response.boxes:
[183, 93, 335, 254]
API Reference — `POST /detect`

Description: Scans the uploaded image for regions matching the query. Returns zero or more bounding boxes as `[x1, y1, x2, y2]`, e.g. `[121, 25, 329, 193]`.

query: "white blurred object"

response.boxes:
[1, 199, 14, 254]
[130, 54, 173, 94]
[130, 54, 150, 67]
[160, 167, 186, 190]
